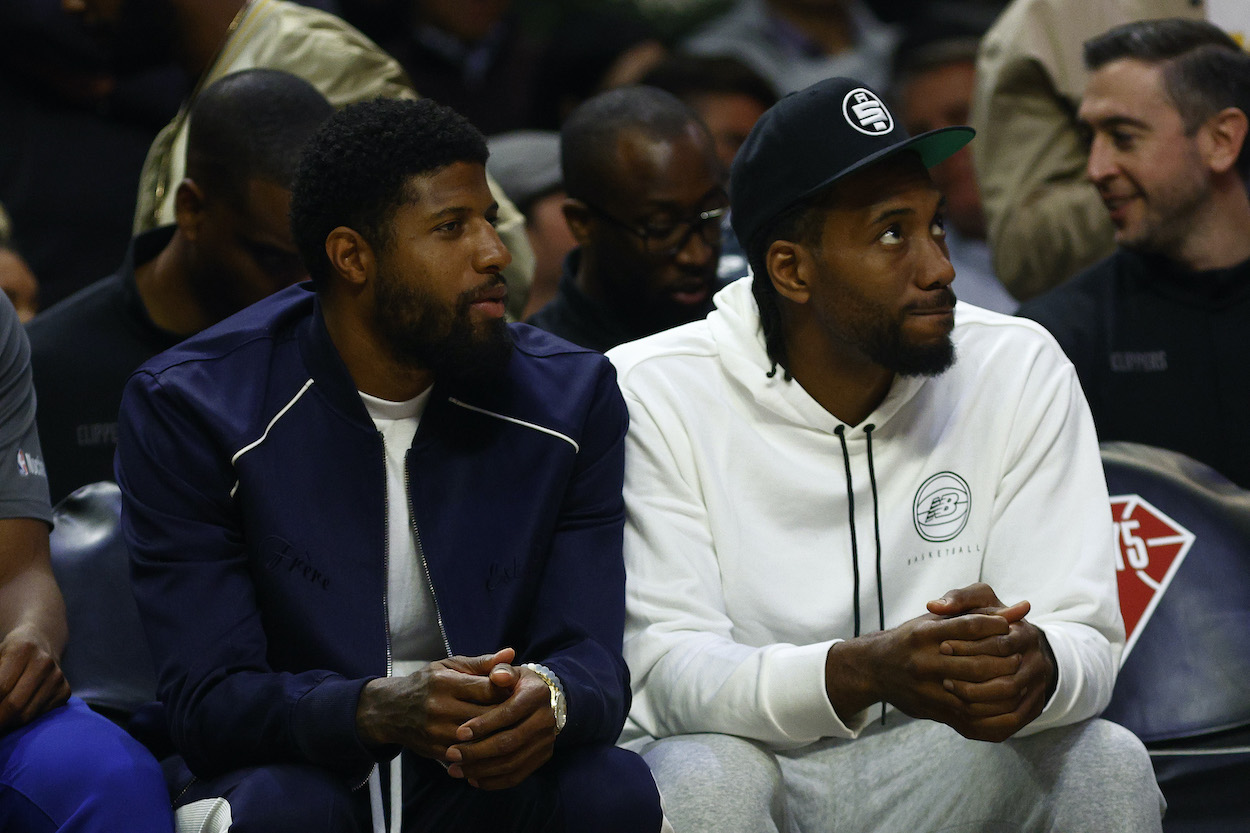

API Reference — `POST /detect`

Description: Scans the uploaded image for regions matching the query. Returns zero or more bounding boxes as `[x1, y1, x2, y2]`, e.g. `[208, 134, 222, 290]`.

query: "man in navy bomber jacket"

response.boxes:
[115, 97, 661, 832]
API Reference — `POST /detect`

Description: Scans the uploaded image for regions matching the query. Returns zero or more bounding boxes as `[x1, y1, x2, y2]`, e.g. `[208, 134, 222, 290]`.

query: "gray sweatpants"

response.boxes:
[629, 717, 1163, 833]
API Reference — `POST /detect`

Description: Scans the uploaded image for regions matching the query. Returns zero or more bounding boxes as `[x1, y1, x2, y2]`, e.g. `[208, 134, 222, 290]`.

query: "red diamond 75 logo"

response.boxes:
[1110, 494, 1196, 663]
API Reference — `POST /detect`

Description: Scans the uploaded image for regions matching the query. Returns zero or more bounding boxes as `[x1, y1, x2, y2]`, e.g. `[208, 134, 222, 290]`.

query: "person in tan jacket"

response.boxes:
[62, 0, 535, 317]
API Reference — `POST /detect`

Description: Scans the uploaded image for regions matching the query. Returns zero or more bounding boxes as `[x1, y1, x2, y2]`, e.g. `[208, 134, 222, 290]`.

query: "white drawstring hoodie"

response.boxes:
[608, 277, 1123, 750]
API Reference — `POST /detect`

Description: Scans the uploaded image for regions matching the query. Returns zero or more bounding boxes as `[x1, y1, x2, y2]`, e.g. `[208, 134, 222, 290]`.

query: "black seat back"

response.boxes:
[1100, 442, 1250, 743]
[48, 481, 158, 717]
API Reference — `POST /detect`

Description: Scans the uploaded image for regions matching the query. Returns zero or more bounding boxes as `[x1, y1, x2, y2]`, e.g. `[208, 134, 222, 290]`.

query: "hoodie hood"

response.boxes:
[706, 276, 932, 438]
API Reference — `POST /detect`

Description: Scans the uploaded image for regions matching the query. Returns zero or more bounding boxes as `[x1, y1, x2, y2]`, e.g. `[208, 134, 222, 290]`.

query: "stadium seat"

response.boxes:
[48, 481, 158, 720]
[1100, 442, 1250, 832]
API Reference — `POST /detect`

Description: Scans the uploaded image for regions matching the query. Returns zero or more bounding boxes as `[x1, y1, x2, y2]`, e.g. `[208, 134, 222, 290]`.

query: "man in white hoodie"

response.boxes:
[608, 77, 1163, 833]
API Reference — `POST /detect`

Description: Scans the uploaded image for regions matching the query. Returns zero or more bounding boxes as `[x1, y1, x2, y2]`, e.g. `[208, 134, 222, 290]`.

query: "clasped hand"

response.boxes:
[869, 582, 1055, 742]
[356, 647, 556, 790]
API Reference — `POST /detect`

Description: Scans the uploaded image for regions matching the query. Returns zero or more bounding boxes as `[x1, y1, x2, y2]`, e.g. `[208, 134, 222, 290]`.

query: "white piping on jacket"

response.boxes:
[229, 378, 315, 498]
[449, 397, 580, 452]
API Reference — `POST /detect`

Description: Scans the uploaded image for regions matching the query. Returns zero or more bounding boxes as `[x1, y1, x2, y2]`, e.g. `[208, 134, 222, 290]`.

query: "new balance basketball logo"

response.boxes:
[842, 88, 893, 135]
[925, 492, 960, 522]
[913, 472, 970, 542]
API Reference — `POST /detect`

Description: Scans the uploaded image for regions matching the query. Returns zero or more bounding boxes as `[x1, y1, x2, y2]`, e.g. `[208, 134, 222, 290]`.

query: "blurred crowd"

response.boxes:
[5, 0, 1249, 498]
[2, 0, 1010, 313]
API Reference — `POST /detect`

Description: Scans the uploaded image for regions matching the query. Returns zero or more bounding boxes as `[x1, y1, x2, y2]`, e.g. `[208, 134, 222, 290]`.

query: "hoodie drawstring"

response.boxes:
[864, 424, 887, 725]
[835, 423, 888, 724]
[389, 757, 402, 833]
[863, 424, 885, 636]
[368, 767, 384, 833]
[833, 426, 861, 638]
[367, 755, 404, 833]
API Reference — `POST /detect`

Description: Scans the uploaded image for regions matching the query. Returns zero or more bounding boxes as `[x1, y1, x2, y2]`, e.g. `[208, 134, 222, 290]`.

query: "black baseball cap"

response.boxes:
[730, 76, 975, 255]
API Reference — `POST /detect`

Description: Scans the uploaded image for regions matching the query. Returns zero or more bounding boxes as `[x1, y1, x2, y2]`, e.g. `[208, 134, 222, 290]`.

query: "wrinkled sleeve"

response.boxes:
[981, 334, 1123, 736]
[116, 370, 386, 779]
[618, 385, 859, 749]
[0, 295, 49, 523]
[527, 361, 634, 747]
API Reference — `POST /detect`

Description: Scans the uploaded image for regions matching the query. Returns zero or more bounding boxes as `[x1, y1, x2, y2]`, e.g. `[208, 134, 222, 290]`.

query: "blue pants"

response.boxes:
[173, 744, 661, 832]
[0, 697, 174, 832]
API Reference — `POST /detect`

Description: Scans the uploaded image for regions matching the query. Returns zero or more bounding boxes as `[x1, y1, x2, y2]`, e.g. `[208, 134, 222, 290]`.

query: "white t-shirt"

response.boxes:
[360, 388, 444, 677]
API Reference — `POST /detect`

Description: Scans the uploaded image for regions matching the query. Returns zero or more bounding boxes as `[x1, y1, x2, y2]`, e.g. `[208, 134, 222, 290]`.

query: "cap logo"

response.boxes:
[842, 88, 893, 136]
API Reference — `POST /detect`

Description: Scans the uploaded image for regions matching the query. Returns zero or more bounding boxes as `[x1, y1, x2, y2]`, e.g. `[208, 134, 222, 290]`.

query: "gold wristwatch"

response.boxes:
[522, 662, 567, 734]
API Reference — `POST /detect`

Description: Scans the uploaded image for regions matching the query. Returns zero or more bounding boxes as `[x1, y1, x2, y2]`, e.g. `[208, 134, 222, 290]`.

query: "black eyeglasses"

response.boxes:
[584, 201, 728, 257]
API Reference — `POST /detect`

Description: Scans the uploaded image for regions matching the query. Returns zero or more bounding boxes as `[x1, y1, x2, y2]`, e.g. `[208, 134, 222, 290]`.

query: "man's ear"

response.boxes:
[324, 227, 374, 287]
[1201, 106, 1249, 176]
[562, 198, 593, 246]
[173, 179, 206, 241]
[766, 239, 812, 305]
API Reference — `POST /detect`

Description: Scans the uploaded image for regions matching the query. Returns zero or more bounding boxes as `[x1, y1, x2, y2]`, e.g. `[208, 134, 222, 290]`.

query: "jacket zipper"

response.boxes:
[381, 433, 395, 676]
[406, 460, 452, 658]
[354, 434, 396, 794]
[354, 441, 452, 798]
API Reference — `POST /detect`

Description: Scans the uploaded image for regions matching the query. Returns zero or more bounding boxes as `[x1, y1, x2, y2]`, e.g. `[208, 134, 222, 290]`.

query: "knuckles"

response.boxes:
[900, 654, 925, 679]
[494, 732, 520, 756]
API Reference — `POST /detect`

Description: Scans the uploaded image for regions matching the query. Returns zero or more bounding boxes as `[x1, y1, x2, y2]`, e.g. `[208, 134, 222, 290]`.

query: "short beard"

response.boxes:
[848, 287, 958, 378]
[866, 315, 957, 377]
[880, 336, 956, 377]
[373, 271, 514, 389]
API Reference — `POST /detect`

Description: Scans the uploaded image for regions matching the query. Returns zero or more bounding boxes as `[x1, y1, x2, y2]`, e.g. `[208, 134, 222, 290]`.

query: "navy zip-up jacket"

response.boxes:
[116, 283, 632, 781]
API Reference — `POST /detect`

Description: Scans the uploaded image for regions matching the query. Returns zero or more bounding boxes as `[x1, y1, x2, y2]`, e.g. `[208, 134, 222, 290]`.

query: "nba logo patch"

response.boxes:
[842, 88, 893, 136]
[1110, 494, 1195, 662]
[15, 449, 44, 477]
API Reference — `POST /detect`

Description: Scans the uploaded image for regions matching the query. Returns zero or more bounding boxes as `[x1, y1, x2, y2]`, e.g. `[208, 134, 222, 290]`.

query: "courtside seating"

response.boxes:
[48, 481, 158, 721]
[1100, 442, 1250, 832]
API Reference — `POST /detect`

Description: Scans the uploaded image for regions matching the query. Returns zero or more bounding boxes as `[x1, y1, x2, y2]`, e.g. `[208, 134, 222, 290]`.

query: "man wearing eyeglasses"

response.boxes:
[526, 87, 727, 353]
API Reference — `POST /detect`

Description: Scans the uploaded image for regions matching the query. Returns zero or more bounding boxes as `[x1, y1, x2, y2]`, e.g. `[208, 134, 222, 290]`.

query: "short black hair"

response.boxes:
[561, 85, 710, 203]
[1085, 19, 1250, 174]
[640, 54, 778, 112]
[290, 97, 489, 288]
[185, 69, 333, 207]
[1083, 17, 1239, 72]
[1164, 46, 1250, 178]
